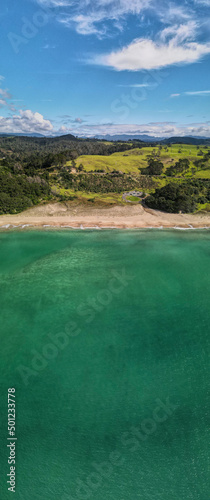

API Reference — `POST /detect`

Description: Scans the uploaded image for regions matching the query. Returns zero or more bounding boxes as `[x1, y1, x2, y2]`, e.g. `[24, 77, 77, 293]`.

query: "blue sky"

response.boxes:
[0, 0, 210, 137]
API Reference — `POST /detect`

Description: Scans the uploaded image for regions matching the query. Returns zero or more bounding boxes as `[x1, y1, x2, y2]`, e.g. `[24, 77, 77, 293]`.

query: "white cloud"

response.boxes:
[39, 0, 70, 6]
[0, 82, 53, 133]
[193, 0, 210, 4]
[3, 110, 209, 137]
[66, 120, 210, 138]
[185, 90, 210, 95]
[96, 23, 210, 70]
[170, 90, 210, 97]
[74, 117, 84, 123]
[36, 0, 210, 39]
[0, 76, 5, 81]
[117, 83, 150, 87]
[161, 4, 192, 22]
[0, 109, 53, 134]
[159, 21, 197, 42]
[59, 125, 70, 133]
[0, 88, 12, 99]
[43, 44, 56, 49]
[38, 0, 152, 35]
[0, 99, 7, 107]
[61, 13, 107, 36]
[35, 0, 210, 45]
[0, 87, 14, 111]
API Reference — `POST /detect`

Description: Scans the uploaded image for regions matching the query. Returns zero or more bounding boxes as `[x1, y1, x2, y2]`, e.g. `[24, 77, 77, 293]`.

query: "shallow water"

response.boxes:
[0, 230, 209, 499]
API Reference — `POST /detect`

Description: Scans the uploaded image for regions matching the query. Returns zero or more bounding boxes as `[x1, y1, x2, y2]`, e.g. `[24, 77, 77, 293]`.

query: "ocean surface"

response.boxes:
[0, 229, 209, 500]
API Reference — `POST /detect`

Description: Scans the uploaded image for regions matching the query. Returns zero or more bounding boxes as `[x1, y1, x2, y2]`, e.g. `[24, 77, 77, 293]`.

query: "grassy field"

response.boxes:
[68, 144, 210, 176]
[55, 187, 124, 205]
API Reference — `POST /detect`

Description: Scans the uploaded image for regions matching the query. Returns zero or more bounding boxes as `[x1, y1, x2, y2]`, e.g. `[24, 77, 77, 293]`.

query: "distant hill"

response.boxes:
[0, 133, 130, 155]
[94, 134, 210, 145]
[94, 134, 162, 142]
[162, 136, 210, 145]
[0, 132, 46, 138]
[0, 132, 79, 141]
[0, 132, 209, 145]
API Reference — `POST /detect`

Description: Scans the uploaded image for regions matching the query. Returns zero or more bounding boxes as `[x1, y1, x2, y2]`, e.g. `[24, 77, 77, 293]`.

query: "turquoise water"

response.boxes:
[0, 230, 209, 500]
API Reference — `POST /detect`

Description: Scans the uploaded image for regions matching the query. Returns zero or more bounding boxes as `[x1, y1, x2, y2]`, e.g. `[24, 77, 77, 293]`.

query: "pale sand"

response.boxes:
[0, 202, 210, 229]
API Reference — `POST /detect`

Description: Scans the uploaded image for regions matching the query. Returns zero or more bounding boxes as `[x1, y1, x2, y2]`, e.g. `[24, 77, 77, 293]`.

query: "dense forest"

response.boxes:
[0, 134, 135, 156]
[146, 180, 210, 213]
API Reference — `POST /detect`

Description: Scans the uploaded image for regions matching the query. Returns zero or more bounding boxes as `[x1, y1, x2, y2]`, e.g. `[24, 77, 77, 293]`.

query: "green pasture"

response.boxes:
[69, 144, 210, 174]
[56, 187, 124, 205]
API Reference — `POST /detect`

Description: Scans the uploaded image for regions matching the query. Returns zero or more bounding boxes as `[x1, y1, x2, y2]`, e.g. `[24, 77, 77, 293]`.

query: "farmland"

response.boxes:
[70, 144, 210, 177]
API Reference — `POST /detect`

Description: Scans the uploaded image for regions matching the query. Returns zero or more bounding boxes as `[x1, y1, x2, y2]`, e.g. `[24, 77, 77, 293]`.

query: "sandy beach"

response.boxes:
[0, 201, 210, 229]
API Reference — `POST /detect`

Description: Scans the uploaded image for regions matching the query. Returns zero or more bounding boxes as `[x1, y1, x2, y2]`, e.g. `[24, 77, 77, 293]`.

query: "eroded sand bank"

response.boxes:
[0, 202, 210, 229]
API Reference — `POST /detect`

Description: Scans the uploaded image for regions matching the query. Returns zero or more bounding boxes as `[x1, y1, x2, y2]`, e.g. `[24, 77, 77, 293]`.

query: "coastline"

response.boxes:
[0, 202, 210, 230]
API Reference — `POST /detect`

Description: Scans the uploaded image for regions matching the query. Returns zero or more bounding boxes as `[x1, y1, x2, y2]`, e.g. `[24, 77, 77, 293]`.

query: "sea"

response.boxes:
[0, 229, 209, 500]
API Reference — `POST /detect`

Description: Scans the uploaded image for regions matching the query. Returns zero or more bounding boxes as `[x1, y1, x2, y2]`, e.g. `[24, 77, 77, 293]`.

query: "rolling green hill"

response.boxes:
[73, 144, 210, 175]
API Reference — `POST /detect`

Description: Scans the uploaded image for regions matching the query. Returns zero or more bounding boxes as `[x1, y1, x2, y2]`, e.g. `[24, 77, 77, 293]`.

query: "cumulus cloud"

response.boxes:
[0, 109, 53, 135]
[96, 22, 210, 70]
[3, 110, 209, 137]
[58, 125, 73, 134]
[74, 117, 85, 123]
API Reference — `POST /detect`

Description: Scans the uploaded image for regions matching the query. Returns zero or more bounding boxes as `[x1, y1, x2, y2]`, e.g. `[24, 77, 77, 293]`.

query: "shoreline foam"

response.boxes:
[0, 202, 210, 231]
